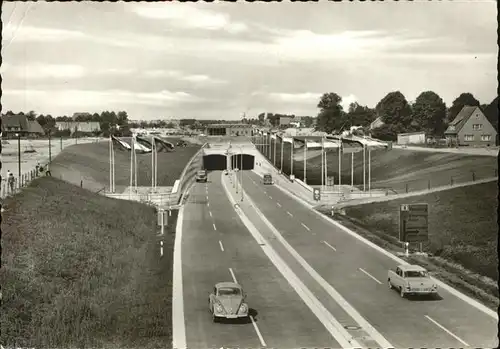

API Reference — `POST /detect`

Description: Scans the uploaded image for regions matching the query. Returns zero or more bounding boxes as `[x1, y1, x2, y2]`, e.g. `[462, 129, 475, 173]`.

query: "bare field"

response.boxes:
[0, 177, 178, 348]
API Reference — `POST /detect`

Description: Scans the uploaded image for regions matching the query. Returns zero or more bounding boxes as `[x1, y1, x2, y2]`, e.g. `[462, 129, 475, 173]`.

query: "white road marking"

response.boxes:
[250, 315, 267, 347]
[172, 195, 189, 349]
[322, 241, 337, 251]
[286, 211, 293, 217]
[425, 315, 470, 346]
[209, 211, 212, 217]
[301, 222, 311, 231]
[219, 240, 224, 252]
[277, 202, 282, 207]
[228, 268, 238, 283]
[160, 240, 164, 257]
[207, 202, 210, 207]
[359, 268, 382, 284]
[213, 223, 217, 231]
[276, 180, 498, 320]
[268, 195, 272, 199]
[221, 172, 360, 348]
[234, 178, 393, 349]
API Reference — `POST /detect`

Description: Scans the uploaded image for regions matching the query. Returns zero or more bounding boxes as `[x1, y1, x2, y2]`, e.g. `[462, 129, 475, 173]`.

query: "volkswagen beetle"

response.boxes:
[209, 282, 249, 322]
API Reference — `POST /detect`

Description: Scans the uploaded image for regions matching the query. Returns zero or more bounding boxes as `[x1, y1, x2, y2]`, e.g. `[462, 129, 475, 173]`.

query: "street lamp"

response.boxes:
[48, 129, 52, 163]
[15, 133, 21, 182]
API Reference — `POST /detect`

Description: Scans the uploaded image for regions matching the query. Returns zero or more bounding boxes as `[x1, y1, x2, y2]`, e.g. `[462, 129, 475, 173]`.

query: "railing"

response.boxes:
[1, 167, 48, 199]
[172, 143, 207, 204]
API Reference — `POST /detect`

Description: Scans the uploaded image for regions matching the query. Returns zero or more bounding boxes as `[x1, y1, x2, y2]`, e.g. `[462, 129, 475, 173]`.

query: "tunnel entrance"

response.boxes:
[203, 154, 227, 171]
[230, 154, 255, 171]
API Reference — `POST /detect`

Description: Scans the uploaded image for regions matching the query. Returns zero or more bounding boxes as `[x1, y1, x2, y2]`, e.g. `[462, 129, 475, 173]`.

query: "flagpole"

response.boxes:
[325, 138, 328, 189]
[338, 135, 342, 189]
[112, 139, 115, 192]
[368, 147, 371, 194]
[351, 152, 354, 188]
[134, 137, 138, 192]
[303, 138, 307, 184]
[155, 144, 158, 188]
[290, 137, 294, 177]
[130, 135, 134, 198]
[109, 136, 112, 192]
[363, 144, 366, 192]
[273, 136, 277, 167]
[280, 136, 284, 172]
[151, 136, 155, 190]
[321, 136, 324, 189]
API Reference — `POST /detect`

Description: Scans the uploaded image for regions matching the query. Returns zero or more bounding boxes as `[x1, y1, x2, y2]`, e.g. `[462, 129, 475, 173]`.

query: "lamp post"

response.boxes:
[48, 129, 52, 163]
[16, 133, 21, 182]
[240, 146, 244, 202]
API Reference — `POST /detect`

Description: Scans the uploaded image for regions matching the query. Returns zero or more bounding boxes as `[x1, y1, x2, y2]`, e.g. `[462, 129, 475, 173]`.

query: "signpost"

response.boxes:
[313, 188, 321, 201]
[399, 203, 429, 253]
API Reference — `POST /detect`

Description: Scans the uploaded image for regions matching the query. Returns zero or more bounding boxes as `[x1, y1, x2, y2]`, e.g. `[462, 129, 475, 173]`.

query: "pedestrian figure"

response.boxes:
[7, 171, 15, 193]
[36, 162, 40, 176]
[45, 163, 51, 177]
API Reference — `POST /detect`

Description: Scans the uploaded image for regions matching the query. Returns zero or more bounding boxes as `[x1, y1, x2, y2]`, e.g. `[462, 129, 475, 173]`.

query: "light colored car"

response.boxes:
[209, 282, 249, 322]
[388, 264, 438, 298]
[196, 170, 207, 183]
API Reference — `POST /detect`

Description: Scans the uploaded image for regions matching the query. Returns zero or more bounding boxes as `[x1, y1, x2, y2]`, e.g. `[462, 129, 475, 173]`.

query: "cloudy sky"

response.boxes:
[1, 1, 497, 120]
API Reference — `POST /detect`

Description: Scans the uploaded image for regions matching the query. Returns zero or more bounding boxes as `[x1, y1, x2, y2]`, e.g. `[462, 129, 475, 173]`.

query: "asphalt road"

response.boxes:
[180, 172, 340, 348]
[240, 170, 498, 349]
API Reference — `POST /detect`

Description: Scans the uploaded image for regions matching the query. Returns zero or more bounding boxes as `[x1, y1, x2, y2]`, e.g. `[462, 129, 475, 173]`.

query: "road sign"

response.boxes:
[399, 203, 429, 243]
[313, 188, 321, 201]
[157, 210, 168, 226]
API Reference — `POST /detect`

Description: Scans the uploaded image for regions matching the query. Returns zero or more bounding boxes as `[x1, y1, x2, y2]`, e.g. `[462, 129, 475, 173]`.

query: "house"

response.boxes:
[444, 106, 497, 147]
[56, 121, 101, 134]
[397, 131, 427, 145]
[369, 116, 384, 130]
[279, 115, 294, 127]
[1, 114, 45, 138]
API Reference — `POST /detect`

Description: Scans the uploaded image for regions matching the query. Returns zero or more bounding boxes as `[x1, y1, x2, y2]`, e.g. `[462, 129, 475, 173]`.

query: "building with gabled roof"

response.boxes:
[444, 105, 497, 147]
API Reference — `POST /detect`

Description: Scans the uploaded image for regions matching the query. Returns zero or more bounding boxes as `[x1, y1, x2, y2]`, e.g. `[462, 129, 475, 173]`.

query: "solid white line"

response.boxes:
[286, 211, 293, 217]
[219, 240, 224, 252]
[322, 241, 337, 252]
[301, 222, 311, 231]
[359, 268, 382, 285]
[172, 200, 188, 349]
[228, 268, 238, 283]
[213, 223, 217, 231]
[238, 178, 393, 349]
[277, 202, 282, 207]
[209, 211, 212, 217]
[250, 315, 267, 347]
[268, 169, 499, 320]
[221, 172, 360, 348]
[425, 315, 469, 346]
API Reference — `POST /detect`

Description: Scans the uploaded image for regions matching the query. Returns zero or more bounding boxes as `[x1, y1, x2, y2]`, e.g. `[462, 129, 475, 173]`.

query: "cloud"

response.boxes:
[130, 4, 248, 33]
[142, 70, 227, 85]
[268, 92, 321, 103]
[341, 94, 357, 110]
[4, 63, 87, 79]
[3, 89, 202, 109]
[2, 24, 87, 43]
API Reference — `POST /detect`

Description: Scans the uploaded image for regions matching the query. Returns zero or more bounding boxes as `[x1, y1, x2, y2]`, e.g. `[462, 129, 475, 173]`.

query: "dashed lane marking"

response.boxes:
[301, 222, 311, 231]
[322, 241, 337, 252]
[359, 268, 382, 285]
[229, 268, 238, 283]
[425, 315, 469, 347]
[219, 240, 224, 252]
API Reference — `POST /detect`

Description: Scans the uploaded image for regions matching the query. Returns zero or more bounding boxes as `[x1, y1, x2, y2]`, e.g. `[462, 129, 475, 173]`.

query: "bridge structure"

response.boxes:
[202, 141, 258, 171]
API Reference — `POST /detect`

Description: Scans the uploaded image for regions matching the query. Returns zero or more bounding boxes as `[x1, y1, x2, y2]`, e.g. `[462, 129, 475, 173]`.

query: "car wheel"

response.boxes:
[399, 287, 406, 298]
[387, 279, 393, 289]
[212, 310, 218, 323]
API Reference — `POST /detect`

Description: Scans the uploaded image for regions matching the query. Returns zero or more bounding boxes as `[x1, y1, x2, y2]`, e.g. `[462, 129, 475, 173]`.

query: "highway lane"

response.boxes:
[181, 172, 339, 348]
[241, 170, 498, 349]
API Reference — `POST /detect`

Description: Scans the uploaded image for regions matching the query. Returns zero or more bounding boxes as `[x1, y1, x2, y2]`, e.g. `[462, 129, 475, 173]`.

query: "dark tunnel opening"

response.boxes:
[203, 154, 227, 171]
[230, 154, 255, 171]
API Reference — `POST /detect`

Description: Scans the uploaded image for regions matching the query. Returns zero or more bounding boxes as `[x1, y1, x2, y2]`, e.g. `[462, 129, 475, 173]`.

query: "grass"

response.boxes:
[0, 177, 178, 348]
[322, 181, 499, 310]
[50, 138, 201, 192]
[268, 144, 497, 191]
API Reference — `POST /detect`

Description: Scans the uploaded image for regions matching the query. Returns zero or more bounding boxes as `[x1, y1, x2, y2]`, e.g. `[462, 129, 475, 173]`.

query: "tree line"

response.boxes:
[314, 91, 498, 141]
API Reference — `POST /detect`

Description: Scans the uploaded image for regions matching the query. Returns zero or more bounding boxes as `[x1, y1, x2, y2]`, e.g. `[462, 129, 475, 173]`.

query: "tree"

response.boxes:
[375, 91, 413, 134]
[346, 102, 376, 127]
[257, 113, 265, 124]
[411, 91, 447, 136]
[447, 93, 480, 123]
[315, 92, 346, 134]
[27, 110, 37, 121]
[301, 116, 315, 128]
[266, 113, 279, 127]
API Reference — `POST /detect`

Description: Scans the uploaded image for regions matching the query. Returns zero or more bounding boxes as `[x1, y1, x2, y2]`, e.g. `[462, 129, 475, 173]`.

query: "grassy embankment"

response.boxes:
[50, 138, 201, 192]
[0, 177, 179, 348]
[270, 145, 497, 192]
[321, 181, 499, 310]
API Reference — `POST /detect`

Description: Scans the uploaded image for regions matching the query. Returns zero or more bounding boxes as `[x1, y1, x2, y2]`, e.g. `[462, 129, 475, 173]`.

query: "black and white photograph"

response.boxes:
[1, 1, 498, 348]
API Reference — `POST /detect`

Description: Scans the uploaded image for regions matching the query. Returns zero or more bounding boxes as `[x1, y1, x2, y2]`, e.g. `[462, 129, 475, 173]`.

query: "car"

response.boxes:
[208, 282, 249, 322]
[263, 173, 273, 185]
[387, 264, 438, 298]
[196, 170, 208, 183]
